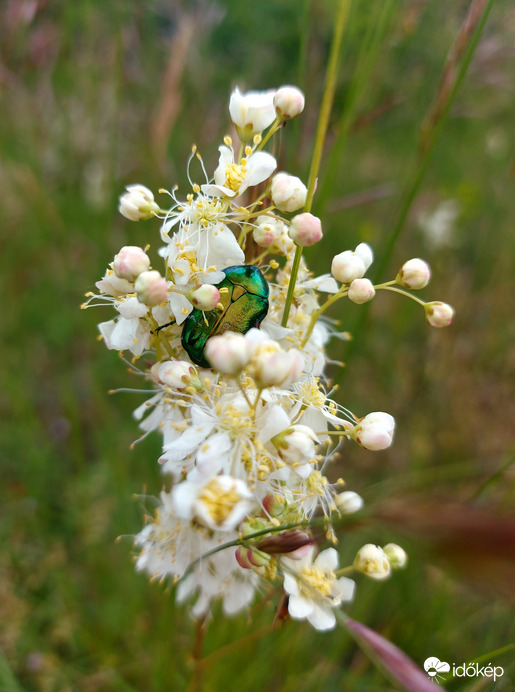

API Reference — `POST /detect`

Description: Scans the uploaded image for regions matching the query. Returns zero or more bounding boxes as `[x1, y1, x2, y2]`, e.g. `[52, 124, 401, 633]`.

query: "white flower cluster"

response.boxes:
[84, 85, 452, 630]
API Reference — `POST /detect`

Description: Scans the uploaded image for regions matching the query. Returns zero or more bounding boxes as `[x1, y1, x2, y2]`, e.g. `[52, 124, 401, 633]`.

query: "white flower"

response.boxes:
[229, 87, 277, 141]
[119, 184, 159, 221]
[252, 214, 286, 248]
[247, 337, 304, 388]
[136, 490, 258, 617]
[272, 425, 318, 479]
[173, 474, 255, 531]
[158, 360, 201, 391]
[282, 547, 355, 631]
[202, 145, 276, 199]
[353, 544, 391, 580]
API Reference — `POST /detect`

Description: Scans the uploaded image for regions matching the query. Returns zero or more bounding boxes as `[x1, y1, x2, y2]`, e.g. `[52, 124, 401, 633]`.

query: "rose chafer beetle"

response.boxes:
[181, 265, 269, 368]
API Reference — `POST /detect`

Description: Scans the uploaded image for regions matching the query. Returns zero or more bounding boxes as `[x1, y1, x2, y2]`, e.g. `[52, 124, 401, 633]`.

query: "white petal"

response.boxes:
[257, 405, 291, 443]
[308, 604, 336, 631]
[201, 183, 236, 198]
[288, 594, 314, 620]
[117, 296, 149, 319]
[169, 292, 192, 325]
[315, 548, 339, 571]
[162, 424, 211, 461]
[335, 576, 356, 603]
[302, 274, 339, 293]
[197, 431, 232, 469]
[242, 152, 277, 192]
[197, 224, 244, 269]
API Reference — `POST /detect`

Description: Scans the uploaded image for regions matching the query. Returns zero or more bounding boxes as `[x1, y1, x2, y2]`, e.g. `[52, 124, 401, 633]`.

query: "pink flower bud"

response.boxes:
[399, 258, 431, 289]
[348, 278, 375, 304]
[425, 301, 454, 328]
[274, 86, 305, 120]
[354, 412, 395, 451]
[189, 284, 220, 311]
[134, 270, 168, 306]
[288, 213, 323, 247]
[118, 184, 159, 221]
[204, 332, 251, 375]
[271, 172, 307, 213]
[113, 246, 150, 282]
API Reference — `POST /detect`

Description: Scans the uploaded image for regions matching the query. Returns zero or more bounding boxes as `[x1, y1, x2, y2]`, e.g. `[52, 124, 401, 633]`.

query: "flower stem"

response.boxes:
[376, 285, 426, 307]
[281, 0, 351, 328]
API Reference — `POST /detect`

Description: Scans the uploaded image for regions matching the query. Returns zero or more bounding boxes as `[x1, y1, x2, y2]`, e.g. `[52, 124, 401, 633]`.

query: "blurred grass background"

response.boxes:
[1, 0, 514, 690]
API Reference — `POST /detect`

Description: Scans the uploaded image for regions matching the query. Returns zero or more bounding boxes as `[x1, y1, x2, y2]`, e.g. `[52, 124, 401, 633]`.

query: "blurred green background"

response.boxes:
[1, 0, 514, 690]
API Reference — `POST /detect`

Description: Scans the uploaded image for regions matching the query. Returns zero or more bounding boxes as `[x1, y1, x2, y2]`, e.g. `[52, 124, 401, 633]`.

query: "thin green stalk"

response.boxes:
[339, 0, 495, 375]
[281, 0, 352, 328]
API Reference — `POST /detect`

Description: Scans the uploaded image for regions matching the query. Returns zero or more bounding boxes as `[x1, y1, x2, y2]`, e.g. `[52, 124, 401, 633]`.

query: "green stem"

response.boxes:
[281, 0, 351, 328]
[340, 0, 494, 376]
[376, 284, 426, 307]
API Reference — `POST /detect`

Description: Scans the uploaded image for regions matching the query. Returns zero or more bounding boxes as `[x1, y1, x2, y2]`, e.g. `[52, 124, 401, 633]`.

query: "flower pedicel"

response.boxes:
[83, 85, 453, 630]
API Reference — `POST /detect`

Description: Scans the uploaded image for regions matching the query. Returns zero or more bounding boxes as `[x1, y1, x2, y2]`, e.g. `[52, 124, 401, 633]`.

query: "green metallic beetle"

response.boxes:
[181, 265, 269, 368]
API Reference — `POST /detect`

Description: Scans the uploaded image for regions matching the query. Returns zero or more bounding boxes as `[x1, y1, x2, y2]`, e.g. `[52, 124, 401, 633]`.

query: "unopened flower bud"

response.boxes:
[271, 173, 308, 213]
[249, 342, 304, 387]
[383, 543, 408, 570]
[257, 530, 313, 557]
[229, 87, 277, 142]
[204, 332, 251, 375]
[274, 86, 305, 120]
[288, 213, 323, 247]
[354, 544, 391, 580]
[354, 411, 395, 451]
[158, 360, 202, 391]
[272, 425, 318, 464]
[134, 270, 168, 306]
[334, 491, 364, 514]
[189, 284, 220, 311]
[398, 258, 431, 289]
[348, 278, 375, 304]
[425, 301, 454, 328]
[253, 215, 285, 247]
[355, 243, 374, 271]
[331, 252, 364, 284]
[262, 493, 287, 518]
[113, 246, 150, 282]
[119, 184, 159, 221]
